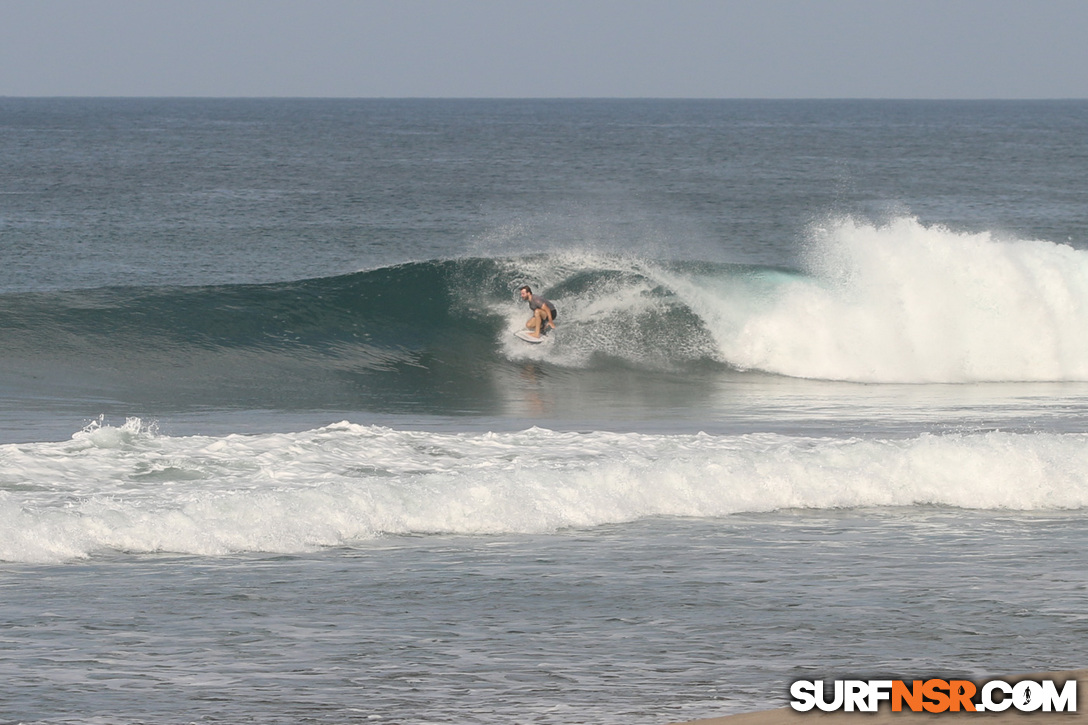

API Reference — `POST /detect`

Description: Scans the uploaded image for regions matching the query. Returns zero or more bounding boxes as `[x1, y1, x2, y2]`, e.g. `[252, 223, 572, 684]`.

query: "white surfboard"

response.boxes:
[513, 330, 547, 344]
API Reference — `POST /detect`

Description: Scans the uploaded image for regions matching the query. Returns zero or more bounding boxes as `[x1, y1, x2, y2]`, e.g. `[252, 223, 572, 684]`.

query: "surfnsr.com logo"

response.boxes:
[790, 678, 1077, 713]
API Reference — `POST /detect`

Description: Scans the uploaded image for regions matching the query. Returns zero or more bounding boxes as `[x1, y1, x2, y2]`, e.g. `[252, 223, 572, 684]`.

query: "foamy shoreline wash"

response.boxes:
[2, 419, 1087, 563]
[6, 513, 1085, 725]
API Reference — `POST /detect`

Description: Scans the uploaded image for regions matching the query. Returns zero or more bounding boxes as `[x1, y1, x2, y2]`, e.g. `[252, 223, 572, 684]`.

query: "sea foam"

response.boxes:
[2, 420, 1086, 563]
[707, 217, 1088, 382]
[496, 217, 1088, 382]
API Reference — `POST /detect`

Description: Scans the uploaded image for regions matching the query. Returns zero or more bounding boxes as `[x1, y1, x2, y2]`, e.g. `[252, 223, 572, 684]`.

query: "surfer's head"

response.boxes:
[518, 285, 532, 300]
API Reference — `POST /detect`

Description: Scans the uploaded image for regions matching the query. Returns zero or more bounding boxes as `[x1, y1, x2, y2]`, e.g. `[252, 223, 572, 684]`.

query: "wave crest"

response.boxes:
[4, 217, 1088, 416]
[704, 217, 1088, 382]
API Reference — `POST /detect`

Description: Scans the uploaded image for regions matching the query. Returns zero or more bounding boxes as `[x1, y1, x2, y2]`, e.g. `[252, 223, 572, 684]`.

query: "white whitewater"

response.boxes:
[4, 419, 1086, 563]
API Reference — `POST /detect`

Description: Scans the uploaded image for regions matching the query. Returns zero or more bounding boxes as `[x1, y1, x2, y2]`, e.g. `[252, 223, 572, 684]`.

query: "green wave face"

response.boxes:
[0, 256, 765, 416]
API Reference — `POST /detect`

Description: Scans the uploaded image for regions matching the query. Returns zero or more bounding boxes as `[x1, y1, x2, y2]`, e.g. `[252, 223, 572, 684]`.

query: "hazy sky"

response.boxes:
[2, 0, 1087, 98]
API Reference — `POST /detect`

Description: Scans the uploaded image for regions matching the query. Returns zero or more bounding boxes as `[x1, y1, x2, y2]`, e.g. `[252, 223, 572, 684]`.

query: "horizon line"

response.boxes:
[3, 95, 1087, 102]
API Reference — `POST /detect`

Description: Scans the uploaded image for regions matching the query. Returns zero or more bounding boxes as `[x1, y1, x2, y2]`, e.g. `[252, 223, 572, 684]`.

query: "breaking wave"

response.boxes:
[3, 216, 1088, 419]
[2, 420, 1086, 563]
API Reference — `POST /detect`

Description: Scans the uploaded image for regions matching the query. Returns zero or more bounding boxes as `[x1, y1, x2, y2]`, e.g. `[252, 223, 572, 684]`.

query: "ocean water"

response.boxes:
[2, 98, 1087, 724]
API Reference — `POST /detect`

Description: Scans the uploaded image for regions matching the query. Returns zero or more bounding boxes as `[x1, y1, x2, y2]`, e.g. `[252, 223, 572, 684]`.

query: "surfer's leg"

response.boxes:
[528, 310, 544, 337]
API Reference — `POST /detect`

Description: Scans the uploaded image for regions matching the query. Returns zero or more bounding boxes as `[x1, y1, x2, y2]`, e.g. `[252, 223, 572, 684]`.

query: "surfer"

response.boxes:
[518, 285, 557, 339]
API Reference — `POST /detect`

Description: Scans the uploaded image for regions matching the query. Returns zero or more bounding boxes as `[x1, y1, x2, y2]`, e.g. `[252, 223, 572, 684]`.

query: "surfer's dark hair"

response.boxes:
[518, 285, 532, 294]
